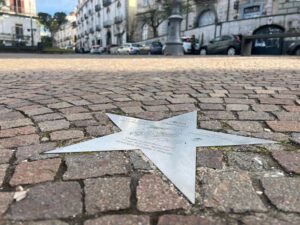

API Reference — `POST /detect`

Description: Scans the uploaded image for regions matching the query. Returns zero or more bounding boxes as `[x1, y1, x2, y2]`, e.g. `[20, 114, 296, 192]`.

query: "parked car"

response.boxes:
[286, 40, 300, 55]
[117, 43, 141, 55]
[150, 41, 163, 55]
[182, 36, 200, 54]
[200, 35, 241, 55]
[90, 45, 104, 54]
[139, 43, 151, 55]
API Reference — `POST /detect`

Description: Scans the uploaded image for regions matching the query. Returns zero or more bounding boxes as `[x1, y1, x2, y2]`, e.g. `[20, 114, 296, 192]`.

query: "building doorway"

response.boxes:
[252, 25, 284, 55]
[106, 30, 112, 46]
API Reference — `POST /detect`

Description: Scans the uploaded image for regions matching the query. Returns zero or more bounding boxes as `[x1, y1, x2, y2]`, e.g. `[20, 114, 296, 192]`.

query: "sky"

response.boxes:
[36, 0, 77, 15]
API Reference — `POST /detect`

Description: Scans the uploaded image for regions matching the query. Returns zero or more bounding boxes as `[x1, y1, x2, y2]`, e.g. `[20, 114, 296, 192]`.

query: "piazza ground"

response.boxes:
[0, 54, 300, 225]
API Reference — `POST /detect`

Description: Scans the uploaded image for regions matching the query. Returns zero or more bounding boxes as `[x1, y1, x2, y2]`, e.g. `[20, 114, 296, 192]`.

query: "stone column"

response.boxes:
[165, 0, 183, 56]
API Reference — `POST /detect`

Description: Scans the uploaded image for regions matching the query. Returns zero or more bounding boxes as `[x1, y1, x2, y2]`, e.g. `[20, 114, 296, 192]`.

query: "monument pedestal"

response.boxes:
[165, 1, 183, 56]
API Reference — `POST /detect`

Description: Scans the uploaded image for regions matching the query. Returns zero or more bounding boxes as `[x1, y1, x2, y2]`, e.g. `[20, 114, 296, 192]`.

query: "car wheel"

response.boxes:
[227, 47, 236, 56]
[295, 48, 300, 56]
[200, 49, 207, 55]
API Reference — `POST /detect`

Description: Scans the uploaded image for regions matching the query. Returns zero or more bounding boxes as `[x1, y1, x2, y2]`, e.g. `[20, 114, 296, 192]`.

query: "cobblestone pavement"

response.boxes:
[0, 54, 300, 225]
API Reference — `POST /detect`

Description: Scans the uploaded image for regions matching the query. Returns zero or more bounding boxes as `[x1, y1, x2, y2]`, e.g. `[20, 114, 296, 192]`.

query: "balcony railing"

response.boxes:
[0, 33, 31, 41]
[114, 15, 123, 24]
[103, 19, 113, 28]
[90, 28, 94, 34]
[0, 5, 36, 17]
[103, 0, 112, 7]
[95, 4, 101, 12]
[113, 26, 124, 35]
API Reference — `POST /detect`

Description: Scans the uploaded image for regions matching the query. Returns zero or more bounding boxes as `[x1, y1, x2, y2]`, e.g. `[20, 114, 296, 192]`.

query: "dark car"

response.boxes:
[286, 41, 300, 55]
[200, 35, 241, 55]
[150, 41, 163, 55]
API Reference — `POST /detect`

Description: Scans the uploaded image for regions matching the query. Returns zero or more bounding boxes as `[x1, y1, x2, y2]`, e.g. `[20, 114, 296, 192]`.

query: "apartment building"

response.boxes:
[76, 0, 137, 51]
[136, 0, 300, 54]
[0, 0, 40, 46]
[53, 12, 77, 49]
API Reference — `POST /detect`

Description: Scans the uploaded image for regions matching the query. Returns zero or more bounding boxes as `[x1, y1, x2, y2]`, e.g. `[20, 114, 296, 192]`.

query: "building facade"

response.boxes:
[136, 0, 300, 53]
[76, 0, 137, 51]
[53, 12, 77, 49]
[0, 0, 40, 46]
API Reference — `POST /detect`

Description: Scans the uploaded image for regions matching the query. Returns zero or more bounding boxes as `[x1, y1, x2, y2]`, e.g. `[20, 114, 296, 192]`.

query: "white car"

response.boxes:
[182, 36, 200, 54]
[117, 43, 141, 55]
[90, 45, 104, 54]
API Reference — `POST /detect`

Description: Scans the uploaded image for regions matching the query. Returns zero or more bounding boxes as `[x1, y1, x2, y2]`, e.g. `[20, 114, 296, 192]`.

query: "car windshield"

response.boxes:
[132, 44, 141, 47]
[152, 42, 162, 46]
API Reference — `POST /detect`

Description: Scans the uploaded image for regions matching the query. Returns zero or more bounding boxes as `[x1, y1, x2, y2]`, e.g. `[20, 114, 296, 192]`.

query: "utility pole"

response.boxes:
[29, 0, 34, 46]
[164, 0, 183, 56]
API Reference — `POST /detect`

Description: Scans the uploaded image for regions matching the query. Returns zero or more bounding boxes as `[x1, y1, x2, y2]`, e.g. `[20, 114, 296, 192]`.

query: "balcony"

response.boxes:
[81, 17, 84, 22]
[113, 26, 124, 35]
[103, 0, 112, 7]
[85, 31, 89, 35]
[96, 25, 101, 31]
[114, 15, 123, 24]
[90, 28, 94, 34]
[88, 9, 93, 15]
[84, 13, 88, 19]
[103, 19, 113, 28]
[95, 4, 101, 12]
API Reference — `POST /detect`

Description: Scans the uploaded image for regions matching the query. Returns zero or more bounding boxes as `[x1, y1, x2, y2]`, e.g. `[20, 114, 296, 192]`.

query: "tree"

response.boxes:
[38, 12, 53, 30]
[38, 12, 67, 34]
[137, 0, 191, 38]
[53, 12, 67, 27]
[38, 12, 67, 47]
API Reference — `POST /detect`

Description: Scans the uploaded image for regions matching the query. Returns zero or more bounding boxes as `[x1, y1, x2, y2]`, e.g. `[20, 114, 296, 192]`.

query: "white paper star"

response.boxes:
[46, 111, 275, 203]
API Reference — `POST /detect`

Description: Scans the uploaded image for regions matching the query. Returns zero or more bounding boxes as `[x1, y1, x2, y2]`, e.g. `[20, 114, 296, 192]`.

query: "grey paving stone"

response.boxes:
[0, 149, 13, 164]
[85, 215, 150, 225]
[157, 215, 226, 225]
[129, 151, 152, 170]
[0, 192, 14, 216]
[85, 125, 113, 137]
[84, 177, 131, 214]
[137, 174, 189, 212]
[16, 143, 57, 163]
[38, 120, 70, 132]
[0, 164, 8, 186]
[241, 214, 300, 225]
[63, 152, 129, 180]
[228, 152, 276, 172]
[50, 130, 84, 141]
[197, 149, 223, 169]
[7, 182, 82, 220]
[199, 169, 266, 212]
[227, 121, 264, 132]
[262, 177, 300, 213]
[9, 158, 61, 186]
[272, 150, 300, 174]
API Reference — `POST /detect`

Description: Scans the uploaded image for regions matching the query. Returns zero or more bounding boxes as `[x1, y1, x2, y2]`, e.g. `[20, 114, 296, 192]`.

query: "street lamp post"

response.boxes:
[29, 0, 34, 46]
[164, 0, 183, 56]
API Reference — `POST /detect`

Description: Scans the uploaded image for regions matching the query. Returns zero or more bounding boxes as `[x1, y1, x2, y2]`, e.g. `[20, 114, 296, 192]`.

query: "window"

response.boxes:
[15, 24, 23, 39]
[116, 1, 122, 17]
[240, 0, 264, 19]
[142, 24, 148, 40]
[198, 10, 216, 27]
